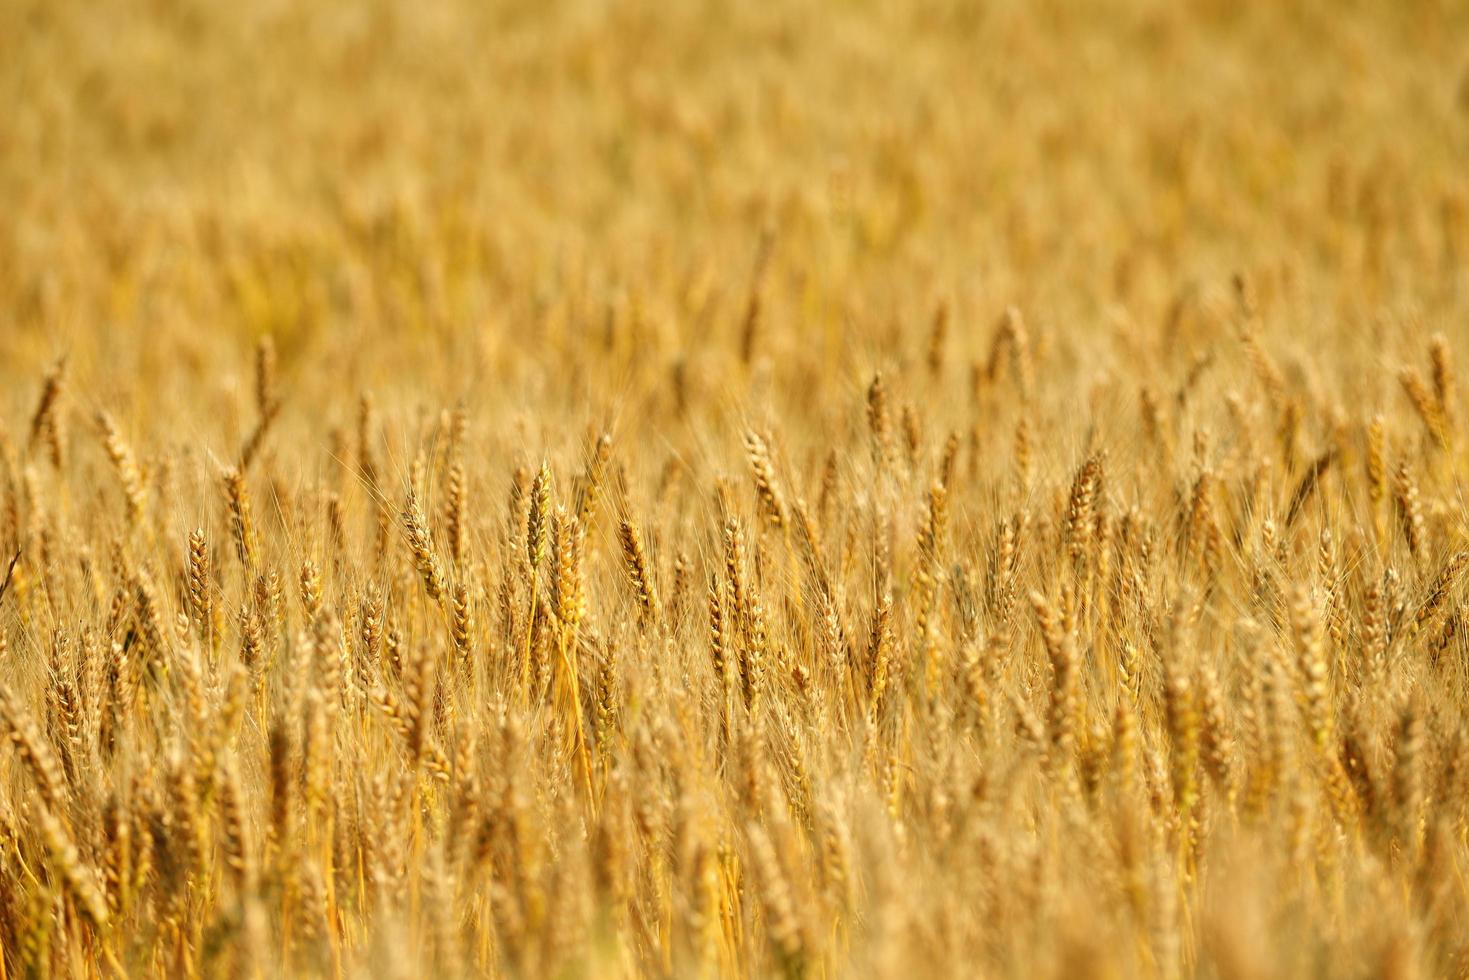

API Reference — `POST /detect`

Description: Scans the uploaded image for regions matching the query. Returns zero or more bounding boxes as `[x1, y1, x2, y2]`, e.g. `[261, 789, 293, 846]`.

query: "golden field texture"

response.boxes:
[4, 0, 1469, 976]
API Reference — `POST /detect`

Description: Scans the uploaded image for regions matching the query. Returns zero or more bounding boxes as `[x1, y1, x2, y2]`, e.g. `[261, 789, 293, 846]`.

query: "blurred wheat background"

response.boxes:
[3, 0, 1469, 976]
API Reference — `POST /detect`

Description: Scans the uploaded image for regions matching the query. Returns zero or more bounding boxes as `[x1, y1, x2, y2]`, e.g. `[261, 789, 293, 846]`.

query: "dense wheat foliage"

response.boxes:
[4, 0, 1469, 976]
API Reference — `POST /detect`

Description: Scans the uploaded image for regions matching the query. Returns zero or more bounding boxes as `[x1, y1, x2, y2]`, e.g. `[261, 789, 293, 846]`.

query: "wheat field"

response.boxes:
[3, 0, 1469, 977]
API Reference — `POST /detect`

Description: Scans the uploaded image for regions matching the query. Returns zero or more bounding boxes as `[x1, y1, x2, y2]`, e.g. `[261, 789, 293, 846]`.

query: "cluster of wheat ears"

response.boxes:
[5, 0, 1469, 977]
[2, 304, 1468, 977]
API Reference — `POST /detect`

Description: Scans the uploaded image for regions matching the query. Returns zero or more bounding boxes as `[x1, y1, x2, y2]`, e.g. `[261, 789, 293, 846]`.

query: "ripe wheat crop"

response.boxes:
[4, 0, 1469, 976]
